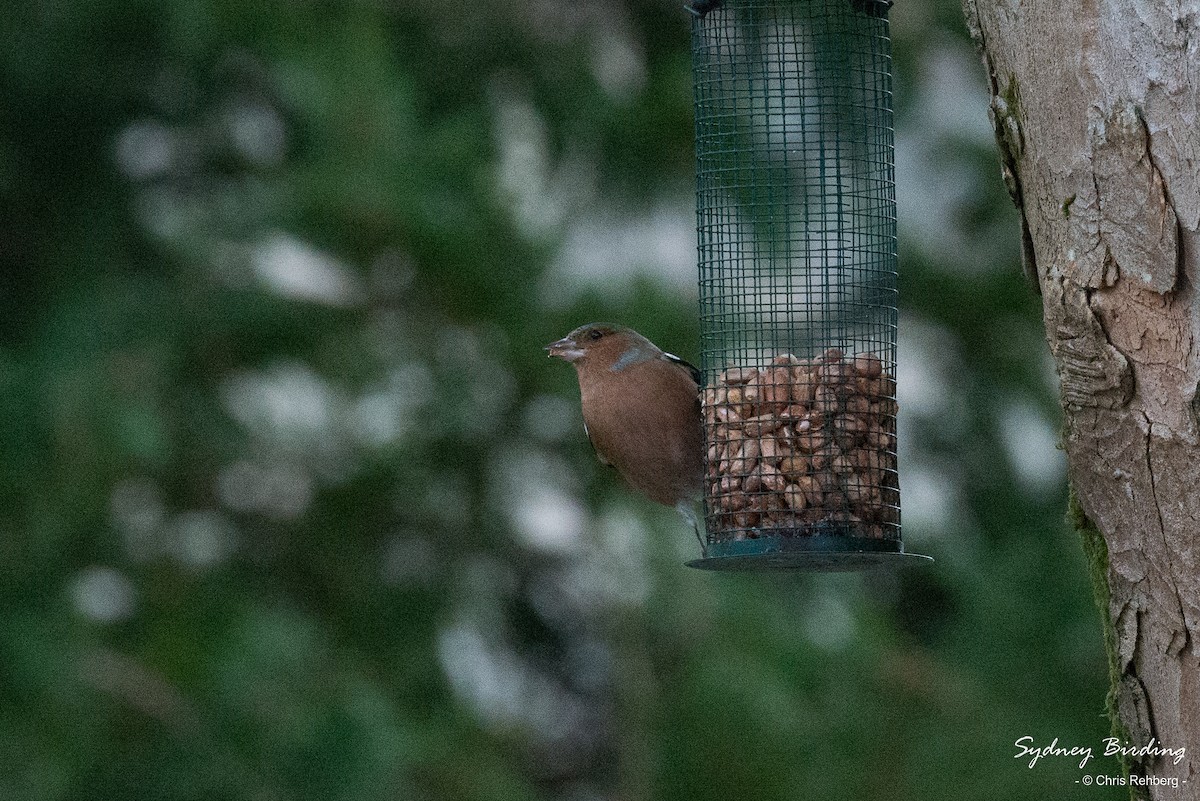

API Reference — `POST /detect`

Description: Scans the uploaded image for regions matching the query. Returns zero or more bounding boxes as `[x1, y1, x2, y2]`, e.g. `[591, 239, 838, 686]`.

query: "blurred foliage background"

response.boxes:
[1, 0, 1122, 799]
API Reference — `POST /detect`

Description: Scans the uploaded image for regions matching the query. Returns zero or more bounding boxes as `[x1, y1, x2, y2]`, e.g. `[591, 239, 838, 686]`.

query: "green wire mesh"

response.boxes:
[690, 0, 922, 569]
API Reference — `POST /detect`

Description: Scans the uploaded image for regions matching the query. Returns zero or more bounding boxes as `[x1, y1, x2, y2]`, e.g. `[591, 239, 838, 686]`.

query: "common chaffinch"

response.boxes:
[546, 323, 705, 542]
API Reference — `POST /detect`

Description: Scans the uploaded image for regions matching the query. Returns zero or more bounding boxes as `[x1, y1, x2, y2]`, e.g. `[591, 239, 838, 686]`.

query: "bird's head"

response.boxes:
[545, 323, 644, 369]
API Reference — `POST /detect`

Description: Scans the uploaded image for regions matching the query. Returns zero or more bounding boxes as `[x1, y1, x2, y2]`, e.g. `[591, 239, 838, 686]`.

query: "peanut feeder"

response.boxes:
[686, 0, 930, 570]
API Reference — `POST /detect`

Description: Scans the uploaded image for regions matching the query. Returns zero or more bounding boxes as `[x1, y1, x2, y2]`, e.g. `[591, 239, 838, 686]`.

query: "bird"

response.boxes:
[545, 323, 706, 549]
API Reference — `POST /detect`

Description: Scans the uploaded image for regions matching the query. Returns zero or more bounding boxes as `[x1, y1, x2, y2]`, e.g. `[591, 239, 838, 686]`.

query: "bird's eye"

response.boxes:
[588, 329, 604, 341]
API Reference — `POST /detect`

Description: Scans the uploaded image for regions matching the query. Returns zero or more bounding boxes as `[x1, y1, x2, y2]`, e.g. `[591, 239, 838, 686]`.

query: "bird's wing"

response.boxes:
[583, 420, 613, 467]
[662, 352, 702, 386]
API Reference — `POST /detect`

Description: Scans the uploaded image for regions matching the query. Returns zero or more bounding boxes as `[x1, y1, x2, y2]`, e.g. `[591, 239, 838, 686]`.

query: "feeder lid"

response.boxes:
[686, 0, 894, 17]
[687, 533, 932, 572]
[683, 0, 722, 16]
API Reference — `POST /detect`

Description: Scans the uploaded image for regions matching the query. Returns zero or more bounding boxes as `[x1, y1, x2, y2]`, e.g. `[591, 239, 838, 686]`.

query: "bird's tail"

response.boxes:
[675, 500, 706, 557]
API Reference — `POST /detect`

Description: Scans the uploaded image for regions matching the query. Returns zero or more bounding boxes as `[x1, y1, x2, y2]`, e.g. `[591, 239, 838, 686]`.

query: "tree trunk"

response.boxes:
[963, 0, 1200, 795]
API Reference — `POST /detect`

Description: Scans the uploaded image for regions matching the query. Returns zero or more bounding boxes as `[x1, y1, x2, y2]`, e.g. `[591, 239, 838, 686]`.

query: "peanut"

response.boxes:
[703, 351, 900, 540]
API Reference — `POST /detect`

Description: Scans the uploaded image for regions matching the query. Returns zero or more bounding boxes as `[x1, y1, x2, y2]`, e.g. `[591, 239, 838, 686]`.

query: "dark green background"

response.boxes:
[1, 1, 1123, 799]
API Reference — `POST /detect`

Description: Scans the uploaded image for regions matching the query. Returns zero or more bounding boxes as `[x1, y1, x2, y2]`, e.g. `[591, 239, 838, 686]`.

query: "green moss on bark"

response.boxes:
[1070, 489, 1146, 800]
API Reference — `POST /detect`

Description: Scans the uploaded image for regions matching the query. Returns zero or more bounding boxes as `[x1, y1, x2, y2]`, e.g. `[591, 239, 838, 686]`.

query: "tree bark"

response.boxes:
[964, 0, 1200, 795]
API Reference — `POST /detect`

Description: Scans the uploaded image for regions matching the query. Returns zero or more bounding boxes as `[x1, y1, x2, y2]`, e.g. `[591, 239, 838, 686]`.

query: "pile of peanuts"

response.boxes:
[703, 348, 898, 540]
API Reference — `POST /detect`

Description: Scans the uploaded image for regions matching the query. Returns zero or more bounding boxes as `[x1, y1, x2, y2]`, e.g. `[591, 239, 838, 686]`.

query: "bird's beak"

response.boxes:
[545, 337, 585, 362]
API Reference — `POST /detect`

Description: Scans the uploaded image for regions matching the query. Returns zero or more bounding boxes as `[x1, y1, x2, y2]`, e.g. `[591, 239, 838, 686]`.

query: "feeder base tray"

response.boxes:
[686, 534, 932, 572]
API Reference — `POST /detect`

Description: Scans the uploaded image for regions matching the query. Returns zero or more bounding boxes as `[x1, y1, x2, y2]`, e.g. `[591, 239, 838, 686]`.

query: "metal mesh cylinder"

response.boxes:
[690, 0, 910, 569]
